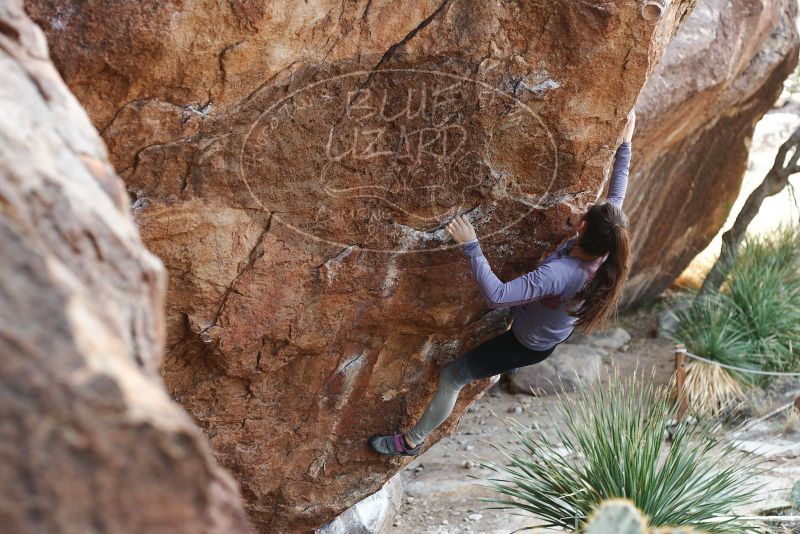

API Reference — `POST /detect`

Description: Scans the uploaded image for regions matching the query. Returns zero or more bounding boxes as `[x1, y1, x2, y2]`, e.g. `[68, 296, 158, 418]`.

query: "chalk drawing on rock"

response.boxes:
[240, 69, 559, 254]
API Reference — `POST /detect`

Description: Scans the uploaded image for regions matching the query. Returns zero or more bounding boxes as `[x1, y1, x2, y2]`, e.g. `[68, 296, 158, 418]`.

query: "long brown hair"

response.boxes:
[570, 201, 631, 332]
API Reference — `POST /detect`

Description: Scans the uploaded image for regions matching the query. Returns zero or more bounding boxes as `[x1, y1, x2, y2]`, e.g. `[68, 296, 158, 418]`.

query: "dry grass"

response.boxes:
[781, 407, 800, 435]
[671, 360, 746, 416]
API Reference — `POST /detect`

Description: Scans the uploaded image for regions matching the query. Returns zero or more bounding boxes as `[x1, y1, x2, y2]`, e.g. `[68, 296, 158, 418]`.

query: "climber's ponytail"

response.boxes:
[571, 202, 631, 332]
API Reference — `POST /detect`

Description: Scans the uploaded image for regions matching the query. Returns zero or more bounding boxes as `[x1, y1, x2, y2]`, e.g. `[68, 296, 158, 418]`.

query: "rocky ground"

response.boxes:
[388, 303, 800, 534]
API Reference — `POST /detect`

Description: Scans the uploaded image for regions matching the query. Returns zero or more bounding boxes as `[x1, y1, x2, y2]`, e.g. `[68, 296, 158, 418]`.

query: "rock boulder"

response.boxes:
[316, 474, 403, 534]
[625, 0, 800, 306]
[507, 344, 605, 396]
[25, 0, 698, 530]
[566, 327, 632, 351]
[0, 2, 250, 532]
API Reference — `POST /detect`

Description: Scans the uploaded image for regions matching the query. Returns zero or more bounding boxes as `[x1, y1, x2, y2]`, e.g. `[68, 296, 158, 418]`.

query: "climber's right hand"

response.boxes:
[446, 214, 477, 244]
[623, 110, 636, 143]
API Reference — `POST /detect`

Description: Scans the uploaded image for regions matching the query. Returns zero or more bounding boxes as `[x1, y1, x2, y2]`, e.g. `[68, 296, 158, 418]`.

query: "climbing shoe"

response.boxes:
[369, 433, 422, 457]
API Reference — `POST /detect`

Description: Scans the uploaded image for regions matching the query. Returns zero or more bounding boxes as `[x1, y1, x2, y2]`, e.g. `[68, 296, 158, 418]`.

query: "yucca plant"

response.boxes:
[725, 229, 800, 373]
[670, 294, 761, 384]
[668, 293, 757, 413]
[668, 359, 745, 417]
[670, 226, 800, 408]
[729, 226, 800, 279]
[480, 373, 764, 533]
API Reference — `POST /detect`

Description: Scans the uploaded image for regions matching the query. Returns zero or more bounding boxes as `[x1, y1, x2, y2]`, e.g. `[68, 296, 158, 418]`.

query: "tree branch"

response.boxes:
[699, 125, 800, 295]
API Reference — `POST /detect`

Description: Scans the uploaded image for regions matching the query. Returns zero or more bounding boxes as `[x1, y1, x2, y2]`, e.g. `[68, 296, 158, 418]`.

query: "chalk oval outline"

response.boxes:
[238, 68, 559, 254]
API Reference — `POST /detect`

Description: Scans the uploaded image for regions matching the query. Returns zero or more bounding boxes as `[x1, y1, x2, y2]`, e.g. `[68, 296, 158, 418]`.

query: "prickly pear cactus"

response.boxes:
[583, 500, 702, 533]
[584, 500, 648, 534]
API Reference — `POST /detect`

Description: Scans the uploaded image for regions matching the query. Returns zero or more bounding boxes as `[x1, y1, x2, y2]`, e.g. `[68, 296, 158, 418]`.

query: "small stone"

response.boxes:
[464, 445, 474, 451]
[463, 460, 475, 469]
[468, 513, 483, 521]
[406, 497, 415, 504]
[506, 405, 523, 414]
[441, 519, 449, 525]
[658, 304, 690, 338]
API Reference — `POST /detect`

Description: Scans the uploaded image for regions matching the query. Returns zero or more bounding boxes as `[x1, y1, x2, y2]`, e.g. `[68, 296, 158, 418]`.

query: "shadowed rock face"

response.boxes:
[0, 2, 251, 532]
[625, 0, 799, 306]
[24, 0, 696, 530]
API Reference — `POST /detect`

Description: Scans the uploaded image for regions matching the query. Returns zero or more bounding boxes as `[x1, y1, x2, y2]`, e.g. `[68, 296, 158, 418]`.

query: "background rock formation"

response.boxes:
[0, 2, 251, 532]
[625, 0, 799, 306]
[317, 474, 403, 534]
[25, 0, 697, 530]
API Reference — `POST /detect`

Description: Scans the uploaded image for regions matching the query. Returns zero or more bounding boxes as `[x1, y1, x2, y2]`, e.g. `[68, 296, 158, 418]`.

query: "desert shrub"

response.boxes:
[671, 226, 800, 398]
[724, 229, 800, 372]
[672, 294, 761, 383]
[480, 374, 763, 533]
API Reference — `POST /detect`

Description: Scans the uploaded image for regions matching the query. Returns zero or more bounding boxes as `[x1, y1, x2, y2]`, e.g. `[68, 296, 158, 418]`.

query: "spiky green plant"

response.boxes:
[480, 373, 764, 533]
[671, 226, 800, 397]
[725, 228, 800, 373]
[728, 226, 800, 279]
[670, 294, 760, 384]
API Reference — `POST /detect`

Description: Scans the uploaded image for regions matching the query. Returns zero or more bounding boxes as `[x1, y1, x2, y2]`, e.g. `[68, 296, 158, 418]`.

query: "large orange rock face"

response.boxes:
[0, 2, 251, 533]
[26, 1, 696, 530]
[625, 0, 799, 306]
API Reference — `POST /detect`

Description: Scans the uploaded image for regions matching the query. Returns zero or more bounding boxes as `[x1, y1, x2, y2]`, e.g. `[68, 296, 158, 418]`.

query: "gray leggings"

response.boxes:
[406, 329, 556, 444]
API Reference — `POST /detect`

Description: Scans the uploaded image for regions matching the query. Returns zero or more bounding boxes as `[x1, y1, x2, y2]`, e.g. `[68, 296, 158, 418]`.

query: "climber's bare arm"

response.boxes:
[607, 110, 635, 208]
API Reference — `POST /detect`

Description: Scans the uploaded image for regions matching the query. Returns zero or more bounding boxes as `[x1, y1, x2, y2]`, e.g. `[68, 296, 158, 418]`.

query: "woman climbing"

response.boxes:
[370, 110, 636, 457]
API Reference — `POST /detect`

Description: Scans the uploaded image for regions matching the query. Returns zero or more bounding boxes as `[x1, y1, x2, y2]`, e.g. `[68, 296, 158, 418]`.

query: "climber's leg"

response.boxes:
[403, 352, 473, 446]
[458, 329, 556, 382]
[405, 329, 555, 445]
[370, 329, 556, 456]
[369, 357, 471, 456]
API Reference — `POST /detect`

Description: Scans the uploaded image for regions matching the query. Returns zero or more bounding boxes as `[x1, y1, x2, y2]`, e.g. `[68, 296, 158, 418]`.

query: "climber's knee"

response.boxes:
[440, 359, 470, 391]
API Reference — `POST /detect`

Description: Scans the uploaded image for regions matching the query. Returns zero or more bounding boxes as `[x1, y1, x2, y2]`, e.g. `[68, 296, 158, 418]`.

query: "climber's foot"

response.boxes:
[369, 433, 422, 457]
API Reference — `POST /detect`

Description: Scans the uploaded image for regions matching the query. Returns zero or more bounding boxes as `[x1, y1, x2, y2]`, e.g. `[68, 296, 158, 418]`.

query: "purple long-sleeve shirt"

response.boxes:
[462, 142, 631, 350]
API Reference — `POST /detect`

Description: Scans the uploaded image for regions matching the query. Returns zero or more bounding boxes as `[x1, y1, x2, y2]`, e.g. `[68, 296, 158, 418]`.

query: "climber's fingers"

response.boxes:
[445, 218, 457, 239]
[445, 214, 473, 243]
[623, 110, 636, 142]
[454, 215, 470, 234]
